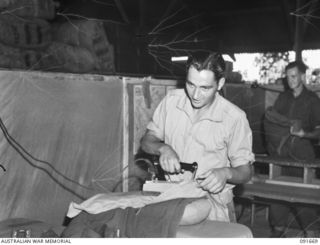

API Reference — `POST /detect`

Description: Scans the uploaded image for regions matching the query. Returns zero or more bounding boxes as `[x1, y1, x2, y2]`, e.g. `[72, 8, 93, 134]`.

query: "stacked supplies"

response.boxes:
[0, 0, 115, 73]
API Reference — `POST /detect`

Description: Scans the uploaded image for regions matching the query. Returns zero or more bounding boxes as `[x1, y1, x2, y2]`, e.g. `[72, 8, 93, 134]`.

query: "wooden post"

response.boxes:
[294, 0, 303, 61]
[269, 163, 281, 180]
[122, 77, 129, 192]
[303, 167, 315, 184]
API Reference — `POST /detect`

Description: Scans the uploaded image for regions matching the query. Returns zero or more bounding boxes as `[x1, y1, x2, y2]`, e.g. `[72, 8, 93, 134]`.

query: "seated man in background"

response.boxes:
[140, 52, 254, 223]
[265, 61, 320, 237]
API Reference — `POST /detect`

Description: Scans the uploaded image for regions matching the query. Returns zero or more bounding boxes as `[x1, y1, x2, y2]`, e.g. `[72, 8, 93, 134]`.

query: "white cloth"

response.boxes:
[206, 184, 234, 221]
[67, 181, 206, 218]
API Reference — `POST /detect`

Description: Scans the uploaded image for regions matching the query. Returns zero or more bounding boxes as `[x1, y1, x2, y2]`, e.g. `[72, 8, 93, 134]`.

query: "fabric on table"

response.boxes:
[62, 198, 195, 238]
[67, 192, 155, 218]
[67, 181, 206, 218]
[142, 180, 235, 221]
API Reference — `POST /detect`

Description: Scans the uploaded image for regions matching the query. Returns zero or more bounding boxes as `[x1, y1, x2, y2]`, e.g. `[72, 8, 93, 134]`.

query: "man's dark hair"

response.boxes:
[186, 52, 226, 81]
[285, 60, 308, 74]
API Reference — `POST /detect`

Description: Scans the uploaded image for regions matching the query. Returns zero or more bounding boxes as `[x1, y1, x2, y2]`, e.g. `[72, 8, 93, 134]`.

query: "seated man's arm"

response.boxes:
[290, 96, 320, 140]
[291, 126, 320, 139]
[141, 130, 181, 173]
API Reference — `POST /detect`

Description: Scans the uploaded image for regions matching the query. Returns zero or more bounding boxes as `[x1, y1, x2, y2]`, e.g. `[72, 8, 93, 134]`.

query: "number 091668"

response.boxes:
[300, 239, 318, 244]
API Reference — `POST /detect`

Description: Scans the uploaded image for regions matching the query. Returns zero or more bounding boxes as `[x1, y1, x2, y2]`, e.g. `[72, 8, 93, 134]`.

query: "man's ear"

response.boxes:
[217, 78, 225, 91]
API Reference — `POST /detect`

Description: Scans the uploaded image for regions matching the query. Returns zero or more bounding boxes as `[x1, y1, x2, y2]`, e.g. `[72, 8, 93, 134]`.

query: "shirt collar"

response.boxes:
[176, 91, 223, 122]
[290, 85, 307, 99]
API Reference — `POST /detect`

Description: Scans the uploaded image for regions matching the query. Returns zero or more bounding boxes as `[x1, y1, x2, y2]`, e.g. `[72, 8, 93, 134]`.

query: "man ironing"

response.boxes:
[141, 52, 254, 222]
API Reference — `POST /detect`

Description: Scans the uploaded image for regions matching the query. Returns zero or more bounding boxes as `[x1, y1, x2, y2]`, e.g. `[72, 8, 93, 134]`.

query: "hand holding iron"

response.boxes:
[158, 144, 181, 173]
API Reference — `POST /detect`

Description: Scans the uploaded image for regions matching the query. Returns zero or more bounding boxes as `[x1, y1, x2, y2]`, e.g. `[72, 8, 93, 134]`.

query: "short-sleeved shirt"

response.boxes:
[147, 89, 254, 220]
[147, 89, 254, 173]
[274, 86, 320, 132]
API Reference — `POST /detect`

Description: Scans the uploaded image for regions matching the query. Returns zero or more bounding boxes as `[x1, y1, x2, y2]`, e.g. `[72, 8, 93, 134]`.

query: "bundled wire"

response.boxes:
[0, 115, 89, 200]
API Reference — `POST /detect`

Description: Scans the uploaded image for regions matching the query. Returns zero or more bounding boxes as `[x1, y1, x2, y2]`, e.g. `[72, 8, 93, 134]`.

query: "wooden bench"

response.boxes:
[235, 155, 320, 226]
[251, 155, 320, 188]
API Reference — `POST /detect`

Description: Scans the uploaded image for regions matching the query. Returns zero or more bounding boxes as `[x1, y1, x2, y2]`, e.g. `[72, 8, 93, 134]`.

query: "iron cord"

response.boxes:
[0, 115, 89, 200]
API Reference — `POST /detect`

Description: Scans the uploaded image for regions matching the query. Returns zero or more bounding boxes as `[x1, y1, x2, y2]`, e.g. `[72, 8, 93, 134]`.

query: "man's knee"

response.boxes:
[179, 198, 211, 226]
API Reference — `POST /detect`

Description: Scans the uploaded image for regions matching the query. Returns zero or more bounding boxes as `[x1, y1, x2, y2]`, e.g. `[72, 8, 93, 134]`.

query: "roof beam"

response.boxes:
[114, 0, 130, 24]
[210, 6, 281, 17]
[159, 0, 179, 21]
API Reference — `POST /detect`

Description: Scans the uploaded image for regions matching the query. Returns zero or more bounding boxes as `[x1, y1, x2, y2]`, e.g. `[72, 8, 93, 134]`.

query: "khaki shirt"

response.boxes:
[147, 89, 254, 221]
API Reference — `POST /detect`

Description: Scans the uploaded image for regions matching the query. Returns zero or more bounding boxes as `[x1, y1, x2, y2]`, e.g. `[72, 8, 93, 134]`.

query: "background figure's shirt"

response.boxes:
[146, 89, 254, 221]
[271, 86, 320, 161]
[274, 86, 320, 132]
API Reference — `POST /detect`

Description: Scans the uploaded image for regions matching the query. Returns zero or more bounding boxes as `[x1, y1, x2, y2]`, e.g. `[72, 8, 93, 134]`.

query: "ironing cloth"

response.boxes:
[67, 181, 206, 218]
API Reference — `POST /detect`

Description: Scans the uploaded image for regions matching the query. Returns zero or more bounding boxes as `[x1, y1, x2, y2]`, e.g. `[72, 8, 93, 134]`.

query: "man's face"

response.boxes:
[185, 66, 222, 109]
[286, 67, 304, 90]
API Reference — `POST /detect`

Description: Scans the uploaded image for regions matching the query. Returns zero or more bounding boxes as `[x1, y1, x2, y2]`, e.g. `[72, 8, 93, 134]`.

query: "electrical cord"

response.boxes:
[0, 116, 89, 200]
[0, 117, 89, 190]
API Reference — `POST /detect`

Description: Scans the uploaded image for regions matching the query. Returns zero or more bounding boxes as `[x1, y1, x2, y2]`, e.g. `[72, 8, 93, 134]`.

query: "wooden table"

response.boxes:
[240, 182, 320, 205]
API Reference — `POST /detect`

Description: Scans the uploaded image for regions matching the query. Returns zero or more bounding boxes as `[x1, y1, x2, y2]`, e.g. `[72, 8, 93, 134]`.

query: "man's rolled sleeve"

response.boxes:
[228, 114, 255, 167]
[146, 97, 167, 141]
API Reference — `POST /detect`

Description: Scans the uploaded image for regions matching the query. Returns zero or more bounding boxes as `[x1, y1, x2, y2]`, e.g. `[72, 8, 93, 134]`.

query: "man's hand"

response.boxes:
[196, 168, 232, 194]
[290, 126, 305, 138]
[159, 145, 180, 173]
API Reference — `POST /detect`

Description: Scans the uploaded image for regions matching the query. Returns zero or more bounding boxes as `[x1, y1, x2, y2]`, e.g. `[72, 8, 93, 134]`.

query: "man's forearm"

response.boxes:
[224, 164, 253, 184]
[302, 128, 320, 140]
[140, 132, 167, 155]
[141, 132, 181, 173]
